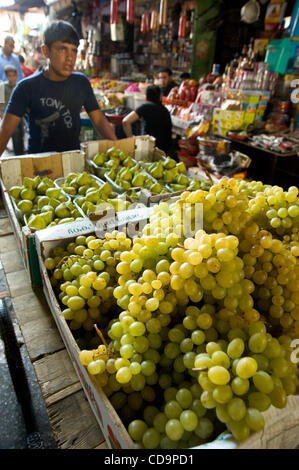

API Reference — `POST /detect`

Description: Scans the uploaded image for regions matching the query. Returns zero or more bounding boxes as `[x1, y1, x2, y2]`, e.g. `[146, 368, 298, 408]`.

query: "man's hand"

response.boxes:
[0, 112, 21, 158]
[89, 109, 117, 141]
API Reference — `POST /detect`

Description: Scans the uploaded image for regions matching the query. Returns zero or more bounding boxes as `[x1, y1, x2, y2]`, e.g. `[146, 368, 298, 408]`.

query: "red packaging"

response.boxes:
[110, 0, 118, 24]
[126, 0, 135, 24]
[178, 15, 187, 38]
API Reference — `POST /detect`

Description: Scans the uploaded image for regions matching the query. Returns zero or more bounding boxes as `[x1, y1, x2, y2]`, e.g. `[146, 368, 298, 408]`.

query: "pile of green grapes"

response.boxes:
[44, 177, 299, 449]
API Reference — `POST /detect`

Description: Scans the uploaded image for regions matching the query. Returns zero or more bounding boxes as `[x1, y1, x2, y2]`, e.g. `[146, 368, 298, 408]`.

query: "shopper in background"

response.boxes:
[0, 65, 24, 155]
[33, 45, 48, 70]
[122, 84, 172, 153]
[180, 72, 190, 81]
[158, 68, 178, 97]
[0, 20, 116, 158]
[19, 54, 34, 77]
[0, 35, 24, 83]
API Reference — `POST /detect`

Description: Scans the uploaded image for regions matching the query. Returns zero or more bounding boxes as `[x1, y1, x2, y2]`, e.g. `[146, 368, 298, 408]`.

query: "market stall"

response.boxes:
[0, 130, 299, 450]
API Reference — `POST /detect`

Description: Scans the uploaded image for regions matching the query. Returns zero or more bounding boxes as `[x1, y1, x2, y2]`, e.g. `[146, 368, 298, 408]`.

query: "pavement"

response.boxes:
[0, 144, 57, 449]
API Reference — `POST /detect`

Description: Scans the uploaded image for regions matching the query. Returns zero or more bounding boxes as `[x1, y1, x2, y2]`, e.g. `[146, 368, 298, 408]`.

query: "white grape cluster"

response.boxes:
[44, 177, 299, 449]
[123, 320, 297, 447]
[45, 232, 131, 349]
[247, 183, 299, 236]
[238, 223, 299, 338]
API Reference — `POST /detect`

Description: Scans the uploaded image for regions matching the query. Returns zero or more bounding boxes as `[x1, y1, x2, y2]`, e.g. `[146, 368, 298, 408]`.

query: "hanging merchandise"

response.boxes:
[240, 0, 260, 24]
[126, 0, 135, 24]
[159, 0, 168, 26]
[145, 12, 151, 32]
[141, 12, 151, 34]
[178, 14, 187, 38]
[264, 0, 287, 32]
[110, 0, 118, 25]
[150, 10, 159, 31]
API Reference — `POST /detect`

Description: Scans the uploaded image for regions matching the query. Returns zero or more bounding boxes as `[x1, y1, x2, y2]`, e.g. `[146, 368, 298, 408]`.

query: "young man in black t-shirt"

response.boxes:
[122, 85, 172, 153]
[0, 21, 116, 157]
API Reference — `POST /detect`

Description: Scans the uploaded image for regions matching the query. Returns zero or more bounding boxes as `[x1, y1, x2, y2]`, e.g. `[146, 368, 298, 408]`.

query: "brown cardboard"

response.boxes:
[81, 135, 157, 163]
[81, 137, 136, 160]
[0, 150, 84, 190]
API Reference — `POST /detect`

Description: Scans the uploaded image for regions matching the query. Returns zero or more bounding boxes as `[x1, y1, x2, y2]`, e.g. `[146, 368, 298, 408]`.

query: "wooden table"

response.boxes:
[0, 212, 108, 449]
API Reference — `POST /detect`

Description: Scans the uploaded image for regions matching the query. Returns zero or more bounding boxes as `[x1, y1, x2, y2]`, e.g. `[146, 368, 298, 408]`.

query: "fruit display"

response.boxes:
[90, 78, 128, 93]
[75, 187, 133, 217]
[43, 177, 298, 449]
[92, 147, 210, 195]
[93, 147, 168, 194]
[55, 172, 104, 198]
[9, 175, 85, 230]
[142, 157, 209, 192]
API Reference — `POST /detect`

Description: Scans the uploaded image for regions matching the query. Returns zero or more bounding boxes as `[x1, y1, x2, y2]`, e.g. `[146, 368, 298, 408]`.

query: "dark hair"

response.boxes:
[180, 72, 190, 80]
[4, 35, 14, 44]
[43, 20, 79, 49]
[160, 68, 172, 76]
[146, 85, 162, 104]
[4, 64, 17, 74]
[19, 54, 25, 64]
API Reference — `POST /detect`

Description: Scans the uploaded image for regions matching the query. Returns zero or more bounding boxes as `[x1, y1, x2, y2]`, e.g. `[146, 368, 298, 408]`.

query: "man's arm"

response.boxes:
[88, 109, 117, 140]
[122, 111, 140, 138]
[0, 113, 21, 157]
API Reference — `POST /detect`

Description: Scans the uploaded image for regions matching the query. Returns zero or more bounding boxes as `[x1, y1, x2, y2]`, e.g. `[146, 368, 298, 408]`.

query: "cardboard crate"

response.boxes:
[34, 223, 299, 450]
[0, 150, 86, 287]
[81, 135, 162, 165]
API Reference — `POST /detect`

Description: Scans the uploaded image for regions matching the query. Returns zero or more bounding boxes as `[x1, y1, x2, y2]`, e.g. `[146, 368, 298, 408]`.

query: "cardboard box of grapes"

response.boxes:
[0, 150, 86, 287]
[34, 222, 299, 450]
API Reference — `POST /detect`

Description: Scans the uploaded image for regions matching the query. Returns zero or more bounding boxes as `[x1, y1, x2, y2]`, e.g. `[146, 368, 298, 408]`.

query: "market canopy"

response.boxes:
[0, 0, 46, 14]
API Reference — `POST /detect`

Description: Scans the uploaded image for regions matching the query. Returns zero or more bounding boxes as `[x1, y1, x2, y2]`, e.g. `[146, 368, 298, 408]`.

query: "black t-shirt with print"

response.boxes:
[6, 71, 99, 153]
[136, 101, 172, 153]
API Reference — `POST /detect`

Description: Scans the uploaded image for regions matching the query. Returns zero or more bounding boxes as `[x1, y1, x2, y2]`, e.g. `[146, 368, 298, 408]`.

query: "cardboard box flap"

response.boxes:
[97, 137, 136, 156]
[134, 135, 156, 161]
[0, 158, 23, 188]
[81, 135, 158, 162]
[0, 150, 84, 190]
[80, 140, 101, 160]
[21, 153, 63, 181]
[61, 151, 85, 176]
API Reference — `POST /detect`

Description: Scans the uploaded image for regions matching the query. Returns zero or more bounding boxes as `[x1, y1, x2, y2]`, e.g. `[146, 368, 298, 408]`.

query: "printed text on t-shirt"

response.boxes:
[40, 97, 73, 128]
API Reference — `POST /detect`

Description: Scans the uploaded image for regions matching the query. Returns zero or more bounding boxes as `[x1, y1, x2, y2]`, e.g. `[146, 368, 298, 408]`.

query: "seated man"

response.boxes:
[122, 85, 172, 154]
